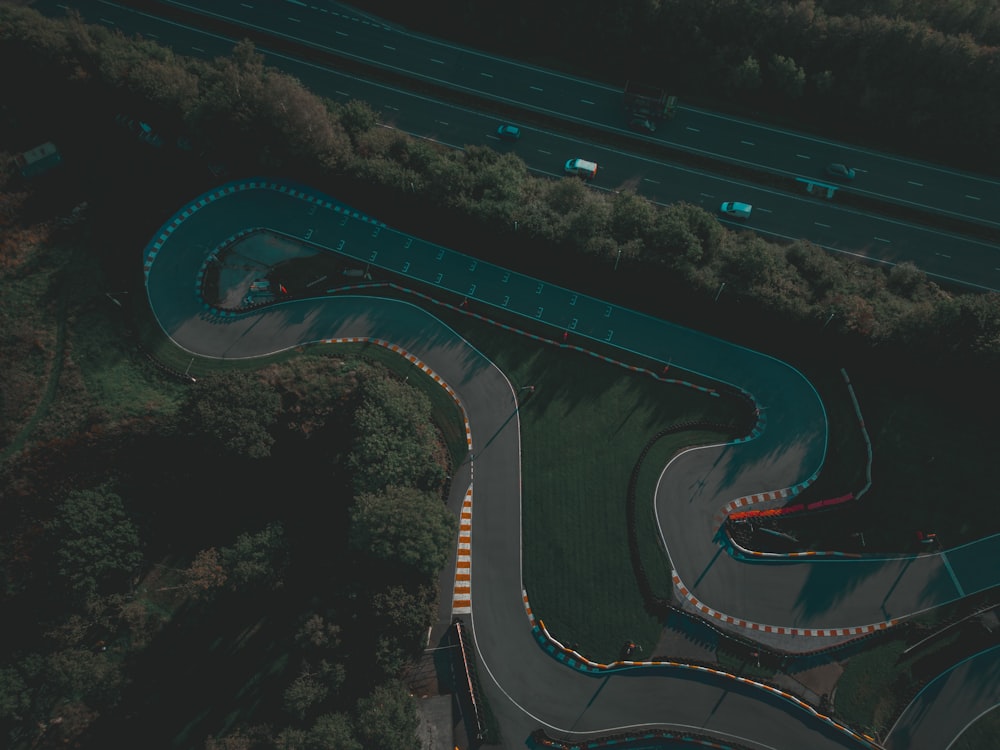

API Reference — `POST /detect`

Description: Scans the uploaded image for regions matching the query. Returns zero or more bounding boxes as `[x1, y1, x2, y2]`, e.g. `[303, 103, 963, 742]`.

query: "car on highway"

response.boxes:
[628, 117, 656, 133]
[719, 201, 752, 220]
[825, 162, 856, 180]
[564, 158, 598, 179]
[496, 124, 521, 141]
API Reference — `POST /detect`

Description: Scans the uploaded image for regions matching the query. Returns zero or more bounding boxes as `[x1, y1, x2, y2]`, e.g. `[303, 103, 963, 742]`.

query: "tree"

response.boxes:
[52, 487, 141, 600]
[309, 712, 361, 750]
[0, 667, 30, 723]
[337, 99, 379, 140]
[370, 584, 436, 675]
[768, 54, 806, 97]
[221, 522, 289, 590]
[353, 680, 420, 750]
[180, 372, 281, 459]
[349, 487, 455, 578]
[347, 375, 446, 495]
[296, 613, 342, 650]
[610, 190, 655, 244]
[183, 547, 228, 597]
[728, 55, 762, 94]
[283, 670, 329, 720]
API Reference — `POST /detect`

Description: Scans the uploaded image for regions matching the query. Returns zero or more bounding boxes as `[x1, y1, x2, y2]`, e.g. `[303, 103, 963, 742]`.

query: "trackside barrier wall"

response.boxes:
[530, 727, 754, 750]
[453, 618, 487, 742]
[523, 597, 883, 750]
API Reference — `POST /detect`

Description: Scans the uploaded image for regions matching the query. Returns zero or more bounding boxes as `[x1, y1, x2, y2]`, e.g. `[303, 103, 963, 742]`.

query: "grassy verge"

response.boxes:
[835, 639, 908, 736]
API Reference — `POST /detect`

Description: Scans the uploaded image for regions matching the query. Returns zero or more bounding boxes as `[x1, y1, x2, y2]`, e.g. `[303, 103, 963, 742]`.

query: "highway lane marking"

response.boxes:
[814, 222, 831, 228]
[643, 178, 661, 185]
[288, 17, 301, 23]
[580, 99, 595, 105]
[241, 3, 254, 8]
[436, 121, 449, 126]
[430, 58, 445, 64]
[740, 140, 755, 146]
[192, 46, 206, 53]
[530, 86, 544, 92]
[965, 194, 981, 200]
[795, 154, 810, 159]
[335, 90, 349, 97]
[481, 72, 494, 78]
[756, 207, 773, 213]
[686, 126, 700, 132]
[935, 252, 952, 259]
[537, 149, 551, 155]
[908, 181, 924, 187]
[100, 17, 116, 25]
[874, 236, 891, 243]
[335, 31, 348, 37]
[940, 552, 966, 596]
[383, 44, 395, 51]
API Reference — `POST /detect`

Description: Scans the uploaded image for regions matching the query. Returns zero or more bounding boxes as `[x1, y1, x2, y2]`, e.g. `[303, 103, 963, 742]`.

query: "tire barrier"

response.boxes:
[529, 727, 757, 750]
[841, 368, 873, 499]
[326, 280, 725, 397]
[523, 602, 883, 749]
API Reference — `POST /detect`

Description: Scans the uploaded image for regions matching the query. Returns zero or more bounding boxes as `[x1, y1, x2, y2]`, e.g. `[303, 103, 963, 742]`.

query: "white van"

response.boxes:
[564, 158, 598, 179]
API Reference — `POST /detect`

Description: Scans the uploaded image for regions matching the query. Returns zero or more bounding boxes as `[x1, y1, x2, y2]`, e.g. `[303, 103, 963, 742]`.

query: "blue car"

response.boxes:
[496, 124, 521, 141]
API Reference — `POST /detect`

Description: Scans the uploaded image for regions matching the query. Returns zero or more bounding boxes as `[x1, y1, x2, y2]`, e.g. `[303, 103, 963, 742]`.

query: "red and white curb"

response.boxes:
[672, 571, 898, 636]
[452, 485, 474, 614]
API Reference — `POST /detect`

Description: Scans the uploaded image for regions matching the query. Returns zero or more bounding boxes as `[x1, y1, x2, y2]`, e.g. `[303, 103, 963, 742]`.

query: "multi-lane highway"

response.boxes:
[140, 178, 1000, 748]
[32, 0, 1000, 291]
[136, 0, 1000, 230]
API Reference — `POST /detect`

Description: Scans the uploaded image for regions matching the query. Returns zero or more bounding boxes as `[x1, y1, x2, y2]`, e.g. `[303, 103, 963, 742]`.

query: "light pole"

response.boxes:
[614, 248, 622, 271]
[714, 282, 726, 303]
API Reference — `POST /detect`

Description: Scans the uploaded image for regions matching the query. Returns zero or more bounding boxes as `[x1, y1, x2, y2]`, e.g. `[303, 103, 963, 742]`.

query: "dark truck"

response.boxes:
[623, 81, 677, 123]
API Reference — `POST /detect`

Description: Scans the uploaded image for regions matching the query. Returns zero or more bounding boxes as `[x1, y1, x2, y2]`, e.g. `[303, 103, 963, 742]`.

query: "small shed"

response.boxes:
[13, 142, 63, 178]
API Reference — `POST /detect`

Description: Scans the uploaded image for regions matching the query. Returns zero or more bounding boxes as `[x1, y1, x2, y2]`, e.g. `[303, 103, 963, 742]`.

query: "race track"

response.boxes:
[143, 180, 1000, 749]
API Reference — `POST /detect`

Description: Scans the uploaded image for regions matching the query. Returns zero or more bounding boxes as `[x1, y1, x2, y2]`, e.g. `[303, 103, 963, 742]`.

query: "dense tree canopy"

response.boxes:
[180, 372, 282, 459]
[347, 374, 447, 495]
[51, 487, 142, 600]
[353, 680, 421, 750]
[349, 486, 456, 578]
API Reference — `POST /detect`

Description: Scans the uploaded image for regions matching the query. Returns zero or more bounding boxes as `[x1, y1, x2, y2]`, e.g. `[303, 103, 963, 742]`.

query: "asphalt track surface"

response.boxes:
[144, 180, 1000, 749]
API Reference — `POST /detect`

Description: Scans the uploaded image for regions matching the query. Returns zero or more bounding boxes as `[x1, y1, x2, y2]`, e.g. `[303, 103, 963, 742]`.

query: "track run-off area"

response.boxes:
[143, 180, 1000, 750]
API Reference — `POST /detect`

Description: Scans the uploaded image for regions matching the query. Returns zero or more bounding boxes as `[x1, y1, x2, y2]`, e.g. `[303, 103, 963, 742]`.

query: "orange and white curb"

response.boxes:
[452, 485, 474, 614]
[672, 571, 898, 637]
